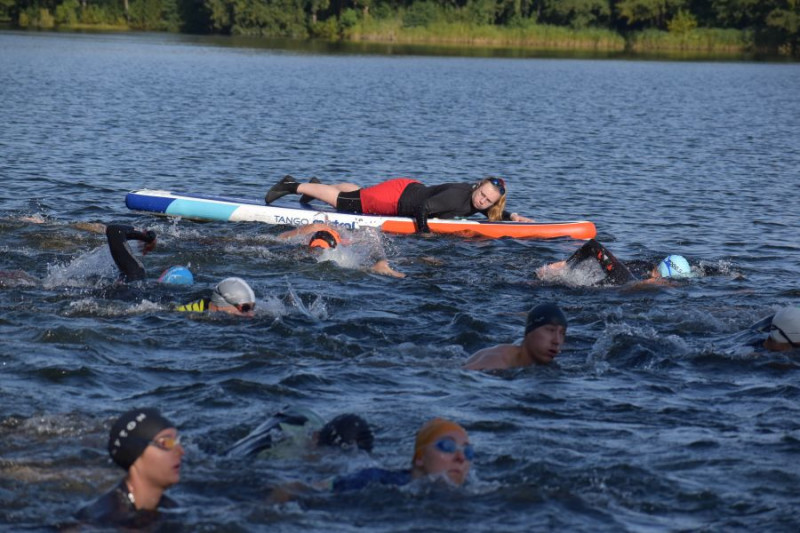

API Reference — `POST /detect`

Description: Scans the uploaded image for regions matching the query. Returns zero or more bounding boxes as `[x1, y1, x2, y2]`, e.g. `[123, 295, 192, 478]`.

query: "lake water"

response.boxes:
[1, 30, 800, 532]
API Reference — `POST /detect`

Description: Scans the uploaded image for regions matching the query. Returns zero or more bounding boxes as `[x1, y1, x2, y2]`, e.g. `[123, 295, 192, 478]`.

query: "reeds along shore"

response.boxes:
[6, 2, 795, 58]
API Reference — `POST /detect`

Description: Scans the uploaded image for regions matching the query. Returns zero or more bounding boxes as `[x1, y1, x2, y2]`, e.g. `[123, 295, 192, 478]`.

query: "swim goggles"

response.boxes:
[770, 324, 800, 348]
[150, 435, 182, 451]
[488, 177, 506, 196]
[236, 303, 255, 314]
[434, 437, 474, 461]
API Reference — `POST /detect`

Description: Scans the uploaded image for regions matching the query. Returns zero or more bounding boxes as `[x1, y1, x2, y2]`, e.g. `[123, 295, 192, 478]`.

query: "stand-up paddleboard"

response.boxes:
[125, 189, 596, 240]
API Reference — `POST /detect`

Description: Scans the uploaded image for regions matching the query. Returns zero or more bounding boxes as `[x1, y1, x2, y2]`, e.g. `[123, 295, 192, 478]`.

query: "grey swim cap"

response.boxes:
[769, 306, 800, 345]
[108, 408, 174, 470]
[211, 277, 255, 307]
[525, 303, 568, 336]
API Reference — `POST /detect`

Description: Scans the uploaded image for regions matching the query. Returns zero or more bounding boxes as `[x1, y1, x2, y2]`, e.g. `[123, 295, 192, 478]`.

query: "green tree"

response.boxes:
[765, 1, 800, 54]
[544, 0, 612, 29]
[667, 7, 696, 32]
[616, 0, 688, 29]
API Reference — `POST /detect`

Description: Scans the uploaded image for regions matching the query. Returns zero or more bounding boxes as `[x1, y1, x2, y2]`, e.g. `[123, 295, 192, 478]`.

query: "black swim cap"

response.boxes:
[108, 408, 174, 470]
[525, 303, 568, 336]
[317, 414, 374, 453]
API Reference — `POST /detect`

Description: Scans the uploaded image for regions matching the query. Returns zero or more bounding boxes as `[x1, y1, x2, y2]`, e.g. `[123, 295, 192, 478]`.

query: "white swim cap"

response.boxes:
[211, 277, 255, 307]
[769, 306, 800, 346]
[657, 255, 692, 279]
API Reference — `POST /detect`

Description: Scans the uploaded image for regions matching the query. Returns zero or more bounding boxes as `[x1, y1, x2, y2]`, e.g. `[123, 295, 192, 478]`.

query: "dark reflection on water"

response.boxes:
[1, 30, 800, 531]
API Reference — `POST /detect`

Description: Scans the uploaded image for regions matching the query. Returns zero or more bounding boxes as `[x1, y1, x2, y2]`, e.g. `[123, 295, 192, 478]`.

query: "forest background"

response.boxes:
[3, 0, 799, 58]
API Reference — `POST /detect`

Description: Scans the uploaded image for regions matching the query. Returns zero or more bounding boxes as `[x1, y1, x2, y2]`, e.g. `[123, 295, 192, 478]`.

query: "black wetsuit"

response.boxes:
[565, 239, 637, 285]
[75, 479, 178, 528]
[338, 181, 512, 233]
[398, 182, 512, 233]
[106, 224, 156, 282]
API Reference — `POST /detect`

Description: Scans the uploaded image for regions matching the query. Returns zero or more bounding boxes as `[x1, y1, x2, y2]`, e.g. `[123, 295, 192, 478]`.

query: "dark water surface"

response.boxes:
[2, 31, 800, 531]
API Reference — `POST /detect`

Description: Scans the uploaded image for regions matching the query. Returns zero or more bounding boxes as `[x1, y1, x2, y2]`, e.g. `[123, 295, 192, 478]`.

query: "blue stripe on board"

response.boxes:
[165, 198, 239, 221]
[125, 192, 175, 214]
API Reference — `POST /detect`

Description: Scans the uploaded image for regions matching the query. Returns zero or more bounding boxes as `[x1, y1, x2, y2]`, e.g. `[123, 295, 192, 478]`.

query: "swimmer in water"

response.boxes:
[175, 276, 257, 317]
[536, 239, 694, 286]
[75, 408, 184, 528]
[265, 175, 533, 233]
[269, 417, 472, 501]
[105, 224, 193, 285]
[278, 223, 405, 278]
[106, 225, 256, 316]
[225, 408, 374, 459]
[763, 306, 800, 352]
[463, 302, 568, 370]
[1, 223, 192, 288]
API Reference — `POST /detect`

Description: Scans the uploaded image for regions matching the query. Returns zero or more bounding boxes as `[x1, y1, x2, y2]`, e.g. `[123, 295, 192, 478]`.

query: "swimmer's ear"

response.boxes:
[414, 456, 424, 468]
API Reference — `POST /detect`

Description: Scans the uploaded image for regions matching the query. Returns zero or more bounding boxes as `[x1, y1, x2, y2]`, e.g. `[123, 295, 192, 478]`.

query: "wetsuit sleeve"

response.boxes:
[413, 186, 475, 233]
[413, 207, 431, 234]
[105, 224, 154, 282]
[331, 468, 411, 492]
[566, 239, 636, 285]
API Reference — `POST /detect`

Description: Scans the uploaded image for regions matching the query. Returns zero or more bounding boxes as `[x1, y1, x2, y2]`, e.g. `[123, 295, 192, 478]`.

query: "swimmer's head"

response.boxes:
[768, 306, 800, 348]
[413, 418, 467, 462]
[309, 229, 340, 250]
[108, 408, 174, 470]
[157, 266, 194, 286]
[525, 302, 568, 336]
[412, 417, 471, 485]
[317, 414, 374, 453]
[211, 277, 256, 316]
[211, 277, 255, 307]
[656, 255, 692, 279]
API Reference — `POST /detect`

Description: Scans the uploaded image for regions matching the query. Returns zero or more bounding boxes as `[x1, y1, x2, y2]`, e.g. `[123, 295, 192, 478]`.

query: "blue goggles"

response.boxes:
[488, 177, 506, 196]
[434, 437, 474, 461]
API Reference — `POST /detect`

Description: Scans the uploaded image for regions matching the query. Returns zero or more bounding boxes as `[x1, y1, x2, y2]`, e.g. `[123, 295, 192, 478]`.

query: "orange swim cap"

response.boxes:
[413, 418, 467, 461]
[309, 229, 341, 249]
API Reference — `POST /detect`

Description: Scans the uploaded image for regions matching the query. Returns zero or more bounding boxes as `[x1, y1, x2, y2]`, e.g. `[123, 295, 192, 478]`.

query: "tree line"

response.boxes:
[3, 0, 799, 57]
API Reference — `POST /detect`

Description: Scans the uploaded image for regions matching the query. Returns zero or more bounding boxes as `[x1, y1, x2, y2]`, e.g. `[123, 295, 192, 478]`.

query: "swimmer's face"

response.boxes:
[523, 323, 566, 364]
[471, 182, 502, 211]
[214, 302, 255, 317]
[415, 429, 472, 486]
[131, 427, 184, 488]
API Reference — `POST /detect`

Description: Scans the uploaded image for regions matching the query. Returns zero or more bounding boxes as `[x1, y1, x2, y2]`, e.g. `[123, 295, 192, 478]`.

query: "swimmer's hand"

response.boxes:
[142, 230, 157, 255]
[510, 213, 534, 222]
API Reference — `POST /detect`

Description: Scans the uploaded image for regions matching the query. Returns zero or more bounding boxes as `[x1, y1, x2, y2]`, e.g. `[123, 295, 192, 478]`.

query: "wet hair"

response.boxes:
[317, 414, 374, 452]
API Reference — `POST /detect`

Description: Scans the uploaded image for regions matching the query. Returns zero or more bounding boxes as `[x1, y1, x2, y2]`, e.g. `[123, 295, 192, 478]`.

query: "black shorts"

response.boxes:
[336, 190, 363, 214]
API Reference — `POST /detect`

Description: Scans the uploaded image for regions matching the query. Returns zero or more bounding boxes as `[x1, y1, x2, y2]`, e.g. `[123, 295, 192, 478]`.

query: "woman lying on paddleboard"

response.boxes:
[265, 176, 533, 233]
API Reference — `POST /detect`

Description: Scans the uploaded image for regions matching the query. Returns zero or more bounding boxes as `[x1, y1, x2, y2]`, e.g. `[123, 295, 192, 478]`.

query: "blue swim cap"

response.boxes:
[657, 255, 692, 279]
[158, 266, 194, 285]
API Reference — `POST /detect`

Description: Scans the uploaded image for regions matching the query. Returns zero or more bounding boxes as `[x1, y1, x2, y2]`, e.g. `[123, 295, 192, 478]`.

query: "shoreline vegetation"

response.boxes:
[2, 1, 797, 60]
